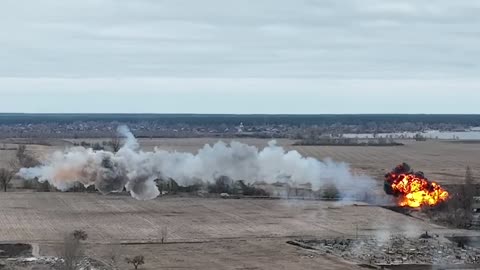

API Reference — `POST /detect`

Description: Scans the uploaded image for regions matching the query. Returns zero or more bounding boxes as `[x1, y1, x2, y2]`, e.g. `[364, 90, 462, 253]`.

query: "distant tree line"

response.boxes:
[1, 144, 42, 192]
[1, 113, 480, 127]
[156, 176, 269, 197]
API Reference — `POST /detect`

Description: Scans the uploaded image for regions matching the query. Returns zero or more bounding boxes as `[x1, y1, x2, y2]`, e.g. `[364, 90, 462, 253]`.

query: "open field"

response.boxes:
[0, 193, 447, 243]
[1, 138, 479, 269]
[0, 193, 475, 269]
[290, 140, 480, 184]
[2, 137, 478, 184]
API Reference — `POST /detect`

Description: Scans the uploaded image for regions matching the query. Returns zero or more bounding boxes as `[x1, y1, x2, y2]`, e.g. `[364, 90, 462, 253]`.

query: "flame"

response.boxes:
[387, 172, 449, 208]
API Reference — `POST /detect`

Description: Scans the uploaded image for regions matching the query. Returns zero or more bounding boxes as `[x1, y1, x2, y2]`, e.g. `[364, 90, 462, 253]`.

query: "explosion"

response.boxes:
[384, 163, 449, 208]
[18, 126, 375, 200]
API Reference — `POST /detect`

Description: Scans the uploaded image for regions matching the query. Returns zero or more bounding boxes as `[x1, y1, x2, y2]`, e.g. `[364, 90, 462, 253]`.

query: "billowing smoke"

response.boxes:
[18, 126, 375, 200]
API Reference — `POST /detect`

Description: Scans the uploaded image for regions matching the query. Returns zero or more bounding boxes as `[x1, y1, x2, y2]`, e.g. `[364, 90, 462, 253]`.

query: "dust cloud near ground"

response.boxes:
[3, 137, 478, 185]
[16, 128, 376, 201]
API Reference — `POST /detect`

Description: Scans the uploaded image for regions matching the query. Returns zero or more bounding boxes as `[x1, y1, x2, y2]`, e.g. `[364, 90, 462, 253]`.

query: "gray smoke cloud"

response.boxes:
[18, 126, 375, 200]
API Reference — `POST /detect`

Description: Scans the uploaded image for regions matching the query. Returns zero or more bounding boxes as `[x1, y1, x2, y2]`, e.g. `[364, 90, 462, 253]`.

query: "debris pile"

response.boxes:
[1, 256, 110, 270]
[299, 234, 480, 265]
[73, 257, 110, 270]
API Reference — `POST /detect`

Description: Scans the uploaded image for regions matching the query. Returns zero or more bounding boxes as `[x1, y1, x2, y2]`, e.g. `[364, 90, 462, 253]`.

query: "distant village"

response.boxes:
[0, 118, 474, 140]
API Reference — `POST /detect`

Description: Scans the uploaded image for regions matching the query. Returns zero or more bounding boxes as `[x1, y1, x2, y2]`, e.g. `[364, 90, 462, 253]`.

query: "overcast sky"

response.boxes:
[1, 0, 479, 113]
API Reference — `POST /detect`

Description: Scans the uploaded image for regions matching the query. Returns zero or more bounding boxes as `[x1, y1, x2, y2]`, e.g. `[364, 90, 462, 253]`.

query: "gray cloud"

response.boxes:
[0, 0, 479, 113]
[0, 0, 478, 79]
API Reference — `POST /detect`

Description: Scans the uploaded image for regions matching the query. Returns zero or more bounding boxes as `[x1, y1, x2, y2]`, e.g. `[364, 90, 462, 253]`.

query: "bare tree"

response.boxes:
[110, 132, 122, 153]
[107, 243, 122, 270]
[11, 145, 40, 191]
[444, 167, 476, 228]
[60, 234, 83, 270]
[126, 255, 145, 270]
[59, 230, 88, 270]
[13, 144, 39, 169]
[73, 230, 88, 241]
[160, 226, 168, 244]
[321, 183, 340, 200]
[0, 168, 14, 192]
[16, 144, 27, 160]
[463, 166, 475, 212]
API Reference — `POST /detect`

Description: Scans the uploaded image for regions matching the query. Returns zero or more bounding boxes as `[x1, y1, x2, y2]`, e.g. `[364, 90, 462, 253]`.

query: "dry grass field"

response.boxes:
[290, 140, 480, 184]
[0, 193, 445, 243]
[0, 193, 468, 269]
[1, 138, 479, 269]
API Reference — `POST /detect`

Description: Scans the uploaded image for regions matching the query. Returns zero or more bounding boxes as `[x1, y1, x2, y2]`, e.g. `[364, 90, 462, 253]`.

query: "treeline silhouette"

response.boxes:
[1, 113, 480, 126]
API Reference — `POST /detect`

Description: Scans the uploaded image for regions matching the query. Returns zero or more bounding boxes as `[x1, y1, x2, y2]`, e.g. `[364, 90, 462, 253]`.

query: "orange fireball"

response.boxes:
[391, 174, 449, 208]
[384, 163, 449, 208]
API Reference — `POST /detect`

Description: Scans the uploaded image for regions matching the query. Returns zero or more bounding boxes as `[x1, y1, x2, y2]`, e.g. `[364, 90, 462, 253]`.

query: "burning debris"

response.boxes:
[384, 163, 449, 208]
[18, 126, 375, 200]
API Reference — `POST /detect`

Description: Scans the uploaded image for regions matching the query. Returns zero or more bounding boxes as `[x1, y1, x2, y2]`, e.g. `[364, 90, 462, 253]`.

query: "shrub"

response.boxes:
[61, 234, 82, 270]
[60, 230, 88, 270]
[23, 178, 52, 192]
[126, 255, 145, 269]
[160, 226, 168, 244]
[321, 184, 340, 199]
[208, 176, 233, 194]
[73, 230, 88, 241]
[236, 180, 268, 196]
[92, 143, 104, 151]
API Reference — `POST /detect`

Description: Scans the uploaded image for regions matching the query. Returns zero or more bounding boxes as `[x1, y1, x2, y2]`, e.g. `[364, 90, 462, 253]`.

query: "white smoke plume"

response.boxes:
[18, 126, 375, 200]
